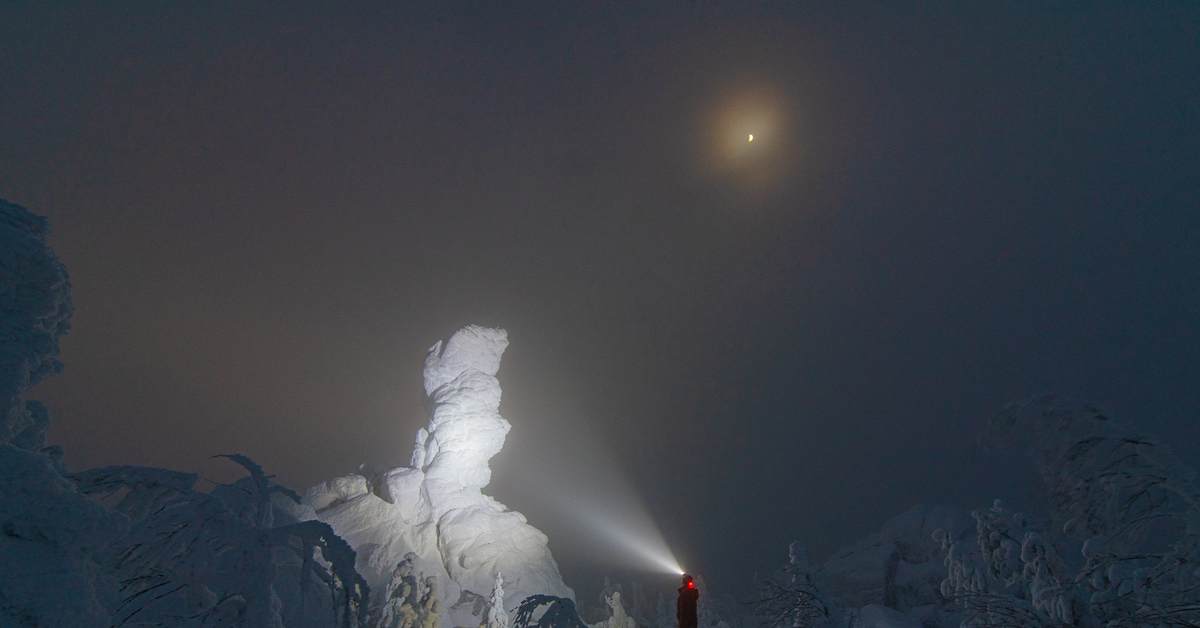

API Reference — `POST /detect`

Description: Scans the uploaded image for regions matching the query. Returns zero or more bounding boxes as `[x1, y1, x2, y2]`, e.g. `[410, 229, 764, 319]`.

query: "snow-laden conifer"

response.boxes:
[0, 200, 126, 628]
[754, 542, 846, 628]
[71, 455, 370, 627]
[939, 396, 1200, 626]
[487, 572, 512, 628]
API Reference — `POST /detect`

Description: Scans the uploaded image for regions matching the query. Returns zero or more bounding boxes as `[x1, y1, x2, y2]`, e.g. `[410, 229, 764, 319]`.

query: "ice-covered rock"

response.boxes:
[299, 325, 573, 628]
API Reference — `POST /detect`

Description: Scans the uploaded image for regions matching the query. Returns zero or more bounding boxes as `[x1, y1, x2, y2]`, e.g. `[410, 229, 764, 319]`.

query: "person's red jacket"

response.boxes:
[677, 582, 699, 628]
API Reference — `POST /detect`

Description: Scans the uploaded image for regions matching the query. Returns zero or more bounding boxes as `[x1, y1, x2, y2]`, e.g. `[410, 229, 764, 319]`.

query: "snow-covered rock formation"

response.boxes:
[299, 325, 573, 628]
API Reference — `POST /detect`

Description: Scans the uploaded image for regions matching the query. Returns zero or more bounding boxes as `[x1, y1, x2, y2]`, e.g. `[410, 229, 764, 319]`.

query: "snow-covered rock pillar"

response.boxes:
[305, 325, 573, 628]
[414, 325, 511, 507]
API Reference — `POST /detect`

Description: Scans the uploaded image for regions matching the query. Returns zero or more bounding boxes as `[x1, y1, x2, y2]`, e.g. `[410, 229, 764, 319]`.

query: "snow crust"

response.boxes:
[299, 325, 573, 628]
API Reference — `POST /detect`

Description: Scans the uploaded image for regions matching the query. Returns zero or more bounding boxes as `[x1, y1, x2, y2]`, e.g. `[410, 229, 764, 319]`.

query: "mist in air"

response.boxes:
[3, 3, 1200, 627]
[489, 398, 687, 596]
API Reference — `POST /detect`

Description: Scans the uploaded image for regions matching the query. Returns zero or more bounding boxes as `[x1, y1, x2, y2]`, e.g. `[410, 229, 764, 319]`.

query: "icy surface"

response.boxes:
[299, 325, 573, 628]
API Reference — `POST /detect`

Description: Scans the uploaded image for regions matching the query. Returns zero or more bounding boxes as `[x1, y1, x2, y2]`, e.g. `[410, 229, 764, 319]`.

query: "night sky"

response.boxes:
[3, 1, 1200, 607]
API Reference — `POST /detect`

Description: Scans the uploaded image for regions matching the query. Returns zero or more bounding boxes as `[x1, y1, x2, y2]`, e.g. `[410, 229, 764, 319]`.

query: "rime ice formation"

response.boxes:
[298, 325, 573, 628]
[0, 200, 72, 452]
[590, 591, 635, 628]
[407, 324, 512, 508]
[0, 200, 126, 628]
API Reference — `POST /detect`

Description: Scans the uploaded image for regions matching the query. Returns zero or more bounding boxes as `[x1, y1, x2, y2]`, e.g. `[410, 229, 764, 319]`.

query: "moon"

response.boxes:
[748, 134, 754, 141]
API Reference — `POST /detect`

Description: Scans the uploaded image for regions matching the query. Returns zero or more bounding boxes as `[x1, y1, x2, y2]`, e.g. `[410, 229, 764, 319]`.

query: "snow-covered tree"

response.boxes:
[0, 200, 71, 454]
[939, 396, 1200, 627]
[486, 572, 512, 628]
[1, 200, 378, 627]
[368, 551, 438, 628]
[514, 595, 588, 628]
[375, 552, 422, 628]
[414, 577, 441, 628]
[0, 199, 128, 628]
[653, 594, 674, 628]
[938, 500, 1078, 627]
[0, 441, 127, 628]
[590, 591, 636, 628]
[692, 576, 728, 628]
[624, 582, 652, 628]
[755, 542, 845, 628]
[70, 454, 370, 627]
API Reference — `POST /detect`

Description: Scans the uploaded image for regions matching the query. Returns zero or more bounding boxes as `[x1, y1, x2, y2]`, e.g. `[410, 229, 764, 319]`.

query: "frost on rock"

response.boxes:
[300, 325, 574, 628]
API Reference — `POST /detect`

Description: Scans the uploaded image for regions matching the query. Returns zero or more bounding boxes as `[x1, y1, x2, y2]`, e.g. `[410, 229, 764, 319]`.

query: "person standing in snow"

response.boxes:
[677, 574, 699, 628]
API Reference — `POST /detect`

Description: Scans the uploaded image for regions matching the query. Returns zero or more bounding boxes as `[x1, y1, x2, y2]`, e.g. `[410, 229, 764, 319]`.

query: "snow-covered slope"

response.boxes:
[298, 325, 573, 628]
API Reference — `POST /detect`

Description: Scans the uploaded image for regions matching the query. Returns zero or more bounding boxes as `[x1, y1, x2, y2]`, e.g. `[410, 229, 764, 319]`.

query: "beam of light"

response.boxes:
[567, 495, 685, 576]
[496, 410, 685, 576]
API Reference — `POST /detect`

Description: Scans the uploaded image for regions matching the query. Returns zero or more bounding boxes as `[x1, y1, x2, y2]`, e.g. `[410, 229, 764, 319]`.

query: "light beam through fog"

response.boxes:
[495, 407, 685, 578]
[566, 486, 685, 576]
